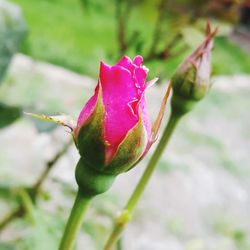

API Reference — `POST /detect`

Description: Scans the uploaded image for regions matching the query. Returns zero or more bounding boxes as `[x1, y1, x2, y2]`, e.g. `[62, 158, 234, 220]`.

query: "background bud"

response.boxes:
[171, 23, 217, 116]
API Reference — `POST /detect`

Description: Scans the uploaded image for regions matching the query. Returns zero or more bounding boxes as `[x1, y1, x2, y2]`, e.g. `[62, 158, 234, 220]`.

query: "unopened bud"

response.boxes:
[171, 23, 217, 116]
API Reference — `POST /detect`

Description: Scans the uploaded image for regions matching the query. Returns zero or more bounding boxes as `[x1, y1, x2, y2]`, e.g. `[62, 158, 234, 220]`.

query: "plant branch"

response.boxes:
[0, 140, 72, 232]
[115, 0, 135, 55]
[0, 206, 24, 231]
[32, 140, 72, 198]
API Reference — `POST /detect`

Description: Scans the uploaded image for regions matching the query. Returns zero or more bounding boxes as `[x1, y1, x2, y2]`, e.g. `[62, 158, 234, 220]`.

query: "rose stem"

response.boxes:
[103, 112, 182, 250]
[58, 191, 91, 250]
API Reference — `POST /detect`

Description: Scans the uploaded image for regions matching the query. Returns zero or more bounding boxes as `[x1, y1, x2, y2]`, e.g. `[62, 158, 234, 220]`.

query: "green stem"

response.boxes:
[59, 191, 91, 250]
[104, 113, 182, 250]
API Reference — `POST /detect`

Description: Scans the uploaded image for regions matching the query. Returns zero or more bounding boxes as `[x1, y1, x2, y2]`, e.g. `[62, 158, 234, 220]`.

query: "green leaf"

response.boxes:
[0, 103, 21, 128]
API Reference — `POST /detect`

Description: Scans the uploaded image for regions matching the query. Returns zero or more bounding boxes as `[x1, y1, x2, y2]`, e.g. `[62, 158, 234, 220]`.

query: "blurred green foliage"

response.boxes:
[0, 0, 26, 129]
[0, 102, 21, 128]
[10, 0, 250, 79]
[0, 0, 27, 82]
[214, 216, 250, 250]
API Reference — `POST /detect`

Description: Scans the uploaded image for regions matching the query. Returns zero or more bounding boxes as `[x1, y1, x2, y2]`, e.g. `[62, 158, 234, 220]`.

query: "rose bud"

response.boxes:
[27, 55, 171, 197]
[73, 55, 171, 196]
[74, 56, 153, 174]
[171, 23, 218, 116]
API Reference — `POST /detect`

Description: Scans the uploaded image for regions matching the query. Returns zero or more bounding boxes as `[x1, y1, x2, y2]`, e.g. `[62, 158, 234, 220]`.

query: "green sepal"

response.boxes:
[171, 73, 208, 116]
[75, 158, 116, 197]
[76, 86, 106, 169]
[171, 94, 196, 116]
[25, 112, 75, 131]
[172, 73, 208, 101]
[104, 114, 147, 175]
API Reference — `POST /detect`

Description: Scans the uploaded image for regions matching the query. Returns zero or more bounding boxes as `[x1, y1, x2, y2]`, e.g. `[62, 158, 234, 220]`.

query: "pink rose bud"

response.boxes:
[26, 55, 171, 196]
[74, 55, 152, 175]
[171, 22, 218, 116]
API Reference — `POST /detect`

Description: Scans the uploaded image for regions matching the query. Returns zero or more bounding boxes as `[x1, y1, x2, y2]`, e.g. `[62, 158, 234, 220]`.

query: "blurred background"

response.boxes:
[0, 0, 250, 249]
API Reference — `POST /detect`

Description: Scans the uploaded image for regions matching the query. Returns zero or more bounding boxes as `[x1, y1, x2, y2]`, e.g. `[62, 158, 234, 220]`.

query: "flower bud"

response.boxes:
[27, 55, 171, 197]
[74, 56, 152, 181]
[171, 23, 217, 116]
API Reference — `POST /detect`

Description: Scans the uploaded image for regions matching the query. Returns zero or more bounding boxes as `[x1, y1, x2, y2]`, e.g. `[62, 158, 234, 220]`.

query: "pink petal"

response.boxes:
[100, 62, 141, 159]
[117, 56, 133, 73]
[134, 67, 147, 91]
[133, 55, 143, 66]
[139, 96, 151, 139]
[76, 85, 99, 129]
[76, 55, 152, 163]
